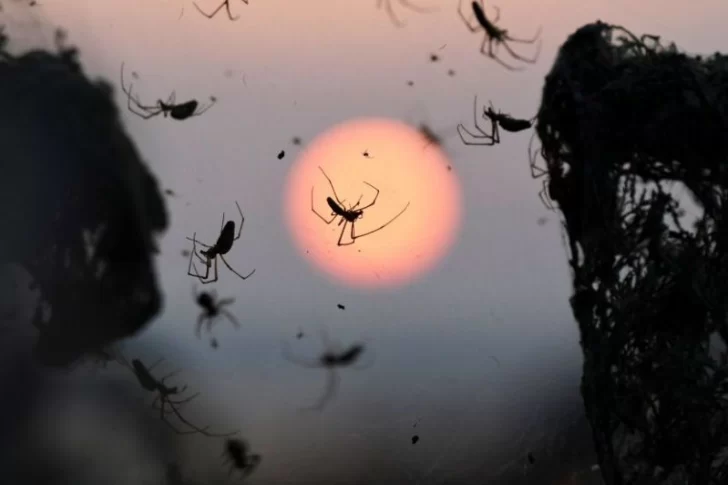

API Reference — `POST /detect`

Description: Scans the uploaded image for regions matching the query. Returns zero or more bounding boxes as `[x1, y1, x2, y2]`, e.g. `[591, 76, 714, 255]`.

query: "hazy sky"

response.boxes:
[7, 0, 728, 483]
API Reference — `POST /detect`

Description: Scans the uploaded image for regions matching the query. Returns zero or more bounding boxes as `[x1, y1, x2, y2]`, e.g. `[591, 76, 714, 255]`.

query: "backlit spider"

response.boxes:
[120, 62, 216, 120]
[311, 166, 410, 246]
[186, 201, 256, 284]
[282, 328, 373, 411]
[457, 0, 542, 71]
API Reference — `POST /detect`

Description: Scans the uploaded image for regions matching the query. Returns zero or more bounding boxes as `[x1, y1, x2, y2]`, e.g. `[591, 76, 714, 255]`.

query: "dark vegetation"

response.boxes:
[1, 0, 726, 483]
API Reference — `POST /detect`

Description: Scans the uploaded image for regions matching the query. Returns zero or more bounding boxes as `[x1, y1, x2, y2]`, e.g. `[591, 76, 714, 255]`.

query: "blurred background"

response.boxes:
[1, 0, 726, 483]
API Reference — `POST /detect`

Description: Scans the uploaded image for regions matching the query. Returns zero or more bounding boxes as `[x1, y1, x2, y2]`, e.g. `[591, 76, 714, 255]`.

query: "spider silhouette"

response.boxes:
[457, 0, 542, 71]
[192, 286, 239, 338]
[186, 201, 256, 284]
[282, 328, 373, 411]
[119, 63, 216, 120]
[311, 166, 410, 246]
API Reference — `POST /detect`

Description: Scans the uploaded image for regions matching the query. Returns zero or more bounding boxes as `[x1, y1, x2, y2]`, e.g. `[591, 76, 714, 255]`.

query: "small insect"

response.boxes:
[278, 150, 285, 160]
[377, 0, 438, 28]
[193, 0, 247, 20]
[337, 303, 346, 310]
[407, 80, 414, 86]
[311, 167, 410, 247]
[362, 149, 374, 158]
[430, 53, 439, 62]
[128, 358, 238, 437]
[411, 435, 420, 445]
[458, 96, 534, 146]
[192, 286, 239, 338]
[186, 201, 256, 284]
[296, 329, 304, 339]
[211, 338, 219, 349]
[164, 189, 176, 196]
[447, 69, 456, 76]
[120, 63, 217, 120]
[537, 216, 548, 226]
[222, 439, 261, 478]
[527, 451, 536, 465]
[282, 328, 372, 411]
[292, 137, 302, 145]
[457, 0, 542, 71]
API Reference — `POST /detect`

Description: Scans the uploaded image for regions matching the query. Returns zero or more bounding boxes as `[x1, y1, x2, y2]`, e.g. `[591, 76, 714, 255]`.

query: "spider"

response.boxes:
[193, 0, 247, 21]
[186, 201, 256, 284]
[282, 328, 372, 411]
[458, 96, 534, 146]
[128, 358, 238, 437]
[222, 439, 261, 478]
[192, 286, 239, 338]
[311, 166, 410, 247]
[377, 0, 438, 29]
[120, 62, 216, 120]
[457, 0, 542, 71]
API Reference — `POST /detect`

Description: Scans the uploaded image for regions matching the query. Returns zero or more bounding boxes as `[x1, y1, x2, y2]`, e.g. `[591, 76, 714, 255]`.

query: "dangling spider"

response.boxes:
[128, 357, 239, 437]
[120, 62, 217, 120]
[187, 201, 256, 284]
[457, 0, 542, 71]
[282, 328, 373, 411]
[458, 96, 534, 146]
[222, 439, 261, 478]
[311, 166, 410, 246]
[192, 286, 239, 339]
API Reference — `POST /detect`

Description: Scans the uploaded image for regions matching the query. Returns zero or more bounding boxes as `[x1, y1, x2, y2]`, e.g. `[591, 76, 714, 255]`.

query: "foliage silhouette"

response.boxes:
[0, 29, 168, 367]
[534, 20, 728, 484]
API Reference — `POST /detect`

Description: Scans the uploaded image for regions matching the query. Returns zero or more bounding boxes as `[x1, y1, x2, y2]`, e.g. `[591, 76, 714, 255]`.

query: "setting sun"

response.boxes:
[284, 118, 462, 289]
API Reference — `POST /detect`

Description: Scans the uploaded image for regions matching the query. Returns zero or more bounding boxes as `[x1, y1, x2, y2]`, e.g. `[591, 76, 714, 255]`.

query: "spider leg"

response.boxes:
[301, 368, 340, 412]
[458, 95, 498, 145]
[232, 201, 244, 240]
[311, 187, 338, 223]
[317, 166, 346, 206]
[398, 0, 438, 15]
[166, 391, 200, 406]
[357, 182, 380, 210]
[221, 309, 240, 329]
[219, 254, 255, 280]
[337, 221, 356, 246]
[457, 0, 481, 32]
[125, 83, 163, 119]
[217, 297, 235, 306]
[196, 315, 206, 338]
[119, 65, 163, 118]
[539, 179, 557, 211]
[528, 131, 548, 178]
[504, 25, 542, 44]
[281, 340, 325, 369]
[483, 37, 523, 71]
[501, 38, 541, 64]
[458, 124, 496, 145]
[193, 0, 240, 20]
[349, 193, 365, 210]
[197, 257, 219, 285]
[379, 0, 406, 28]
[351, 202, 411, 240]
[187, 234, 210, 280]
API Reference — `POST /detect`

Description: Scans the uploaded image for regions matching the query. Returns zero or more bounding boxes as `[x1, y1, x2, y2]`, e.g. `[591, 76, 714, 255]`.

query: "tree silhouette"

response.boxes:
[534, 21, 728, 484]
[0, 29, 168, 367]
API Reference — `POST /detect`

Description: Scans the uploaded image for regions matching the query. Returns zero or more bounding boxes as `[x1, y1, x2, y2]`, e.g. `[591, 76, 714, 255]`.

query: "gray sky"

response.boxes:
[6, 0, 728, 483]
